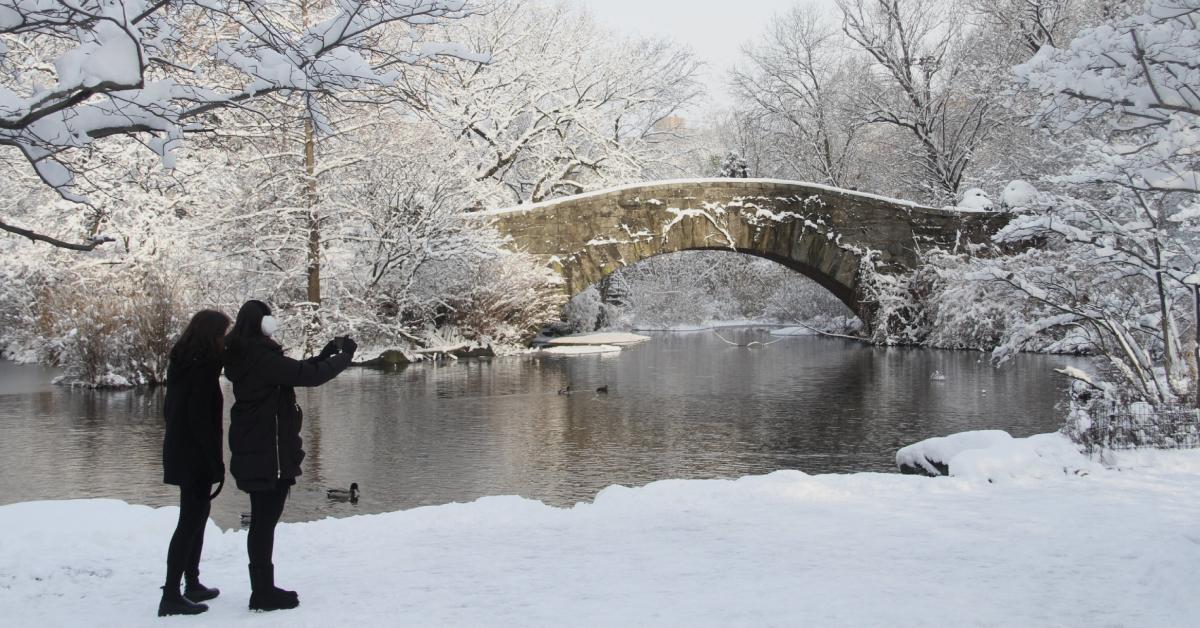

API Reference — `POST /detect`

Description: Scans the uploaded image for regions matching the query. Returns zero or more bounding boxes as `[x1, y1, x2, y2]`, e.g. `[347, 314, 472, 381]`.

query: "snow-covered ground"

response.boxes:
[2, 443, 1198, 627]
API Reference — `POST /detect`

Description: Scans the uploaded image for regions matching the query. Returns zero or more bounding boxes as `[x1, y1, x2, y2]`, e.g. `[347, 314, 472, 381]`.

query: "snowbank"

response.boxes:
[4, 452, 1200, 626]
[949, 433, 1103, 481]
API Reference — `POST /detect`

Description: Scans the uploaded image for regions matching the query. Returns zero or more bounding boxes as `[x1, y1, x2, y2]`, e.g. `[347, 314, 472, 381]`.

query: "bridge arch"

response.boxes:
[482, 179, 1006, 333]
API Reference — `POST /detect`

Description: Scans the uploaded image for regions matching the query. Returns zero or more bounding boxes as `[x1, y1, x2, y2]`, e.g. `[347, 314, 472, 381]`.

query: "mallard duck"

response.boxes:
[557, 385, 571, 395]
[930, 370, 946, 381]
[327, 482, 359, 503]
[596, 385, 608, 394]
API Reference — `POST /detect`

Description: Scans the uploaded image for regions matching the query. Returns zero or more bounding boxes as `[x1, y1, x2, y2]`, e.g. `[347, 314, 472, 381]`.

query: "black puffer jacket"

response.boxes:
[162, 356, 225, 486]
[223, 337, 351, 491]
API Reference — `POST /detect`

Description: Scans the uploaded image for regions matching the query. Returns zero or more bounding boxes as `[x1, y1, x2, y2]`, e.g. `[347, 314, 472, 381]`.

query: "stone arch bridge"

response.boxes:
[481, 179, 1008, 333]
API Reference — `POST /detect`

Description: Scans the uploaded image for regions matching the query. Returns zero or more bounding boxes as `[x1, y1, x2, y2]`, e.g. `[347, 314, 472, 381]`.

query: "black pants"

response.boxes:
[247, 484, 289, 567]
[165, 481, 211, 588]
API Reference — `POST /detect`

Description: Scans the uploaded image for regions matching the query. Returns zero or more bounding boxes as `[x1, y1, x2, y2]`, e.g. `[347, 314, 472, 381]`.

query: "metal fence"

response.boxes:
[1077, 404, 1200, 453]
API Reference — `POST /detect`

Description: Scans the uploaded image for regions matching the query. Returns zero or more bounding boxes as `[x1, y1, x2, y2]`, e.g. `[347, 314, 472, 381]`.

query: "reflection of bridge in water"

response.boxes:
[483, 179, 1008, 333]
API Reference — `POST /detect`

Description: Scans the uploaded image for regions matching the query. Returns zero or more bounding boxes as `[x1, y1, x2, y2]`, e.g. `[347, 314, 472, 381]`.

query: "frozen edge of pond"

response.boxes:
[536, 344, 624, 356]
[542, 332, 651, 347]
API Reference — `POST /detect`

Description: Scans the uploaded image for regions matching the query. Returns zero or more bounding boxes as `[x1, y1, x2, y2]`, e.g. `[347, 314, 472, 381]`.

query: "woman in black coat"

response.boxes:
[159, 309, 230, 617]
[223, 300, 355, 612]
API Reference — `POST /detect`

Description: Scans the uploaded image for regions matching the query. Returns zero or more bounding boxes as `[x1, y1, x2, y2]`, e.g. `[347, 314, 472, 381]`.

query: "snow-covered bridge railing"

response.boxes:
[479, 179, 1008, 332]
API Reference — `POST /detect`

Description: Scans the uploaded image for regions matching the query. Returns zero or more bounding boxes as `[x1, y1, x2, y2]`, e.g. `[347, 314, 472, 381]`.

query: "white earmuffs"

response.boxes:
[261, 315, 278, 337]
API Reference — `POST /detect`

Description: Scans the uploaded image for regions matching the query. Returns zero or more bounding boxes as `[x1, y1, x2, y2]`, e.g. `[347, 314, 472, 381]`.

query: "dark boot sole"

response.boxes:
[249, 603, 300, 612]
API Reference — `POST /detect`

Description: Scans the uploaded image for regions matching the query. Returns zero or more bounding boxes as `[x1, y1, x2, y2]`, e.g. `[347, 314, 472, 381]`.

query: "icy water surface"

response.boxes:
[0, 330, 1089, 528]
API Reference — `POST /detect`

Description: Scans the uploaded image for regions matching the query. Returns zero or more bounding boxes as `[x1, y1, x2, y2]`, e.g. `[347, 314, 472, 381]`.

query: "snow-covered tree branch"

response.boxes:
[415, 1, 702, 204]
[0, 0, 481, 248]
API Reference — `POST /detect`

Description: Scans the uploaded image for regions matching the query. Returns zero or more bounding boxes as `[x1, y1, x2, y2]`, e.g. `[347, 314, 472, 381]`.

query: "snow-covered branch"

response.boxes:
[0, 0, 480, 247]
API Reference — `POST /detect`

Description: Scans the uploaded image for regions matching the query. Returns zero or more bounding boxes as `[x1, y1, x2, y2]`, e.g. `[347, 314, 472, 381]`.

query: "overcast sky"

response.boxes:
[579, 0, 838, 112]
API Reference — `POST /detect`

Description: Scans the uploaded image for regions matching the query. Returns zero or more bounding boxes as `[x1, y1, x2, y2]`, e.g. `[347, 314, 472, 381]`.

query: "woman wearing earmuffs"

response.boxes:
[223, 300, 356, 612]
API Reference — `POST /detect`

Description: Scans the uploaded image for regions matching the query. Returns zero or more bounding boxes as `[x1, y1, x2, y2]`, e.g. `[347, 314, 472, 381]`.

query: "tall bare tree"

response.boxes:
[836, 0, 999, 203]
[730, 4, 864, 187]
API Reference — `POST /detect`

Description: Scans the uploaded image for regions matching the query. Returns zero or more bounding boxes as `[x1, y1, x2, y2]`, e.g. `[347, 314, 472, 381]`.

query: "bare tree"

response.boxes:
[730, 4, 864, 187]
[414, 1, 702, 204]
[836, 0, 999, 203]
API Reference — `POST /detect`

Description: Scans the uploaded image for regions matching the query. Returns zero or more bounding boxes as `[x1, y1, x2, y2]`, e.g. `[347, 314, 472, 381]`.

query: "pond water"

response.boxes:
[0, 329, 1089, 529]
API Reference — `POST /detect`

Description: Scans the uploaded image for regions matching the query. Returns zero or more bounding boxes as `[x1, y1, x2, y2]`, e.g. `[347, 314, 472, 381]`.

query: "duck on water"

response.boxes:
[327, 483, 359, 503]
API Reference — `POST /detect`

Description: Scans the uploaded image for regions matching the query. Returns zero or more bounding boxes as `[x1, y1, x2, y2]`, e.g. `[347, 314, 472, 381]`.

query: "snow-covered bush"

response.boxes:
[440, 252, 566, 347]
[0, 262, 45, 362]
[0, 0, 479, 249]
[957, 188, 994, 211]
[1001, 0, 1200, 406]
[563, 286, 610, 333]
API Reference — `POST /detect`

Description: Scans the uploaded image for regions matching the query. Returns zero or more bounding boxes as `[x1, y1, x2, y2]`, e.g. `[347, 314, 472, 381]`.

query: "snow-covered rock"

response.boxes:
[896, 430, 1013, 476]
[898, 431, 1101, 482]
[956, 187, 994, 211]
[1000, 180, 1038, 209]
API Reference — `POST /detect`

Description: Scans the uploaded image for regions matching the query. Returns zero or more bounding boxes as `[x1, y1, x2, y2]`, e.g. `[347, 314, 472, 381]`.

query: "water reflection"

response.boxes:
[0, 331, 1088, 528]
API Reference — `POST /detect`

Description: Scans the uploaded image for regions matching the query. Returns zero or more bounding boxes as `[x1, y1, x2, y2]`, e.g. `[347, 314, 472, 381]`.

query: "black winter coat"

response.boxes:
[162, 356, 225, 486]
[224, 337, 351, 492]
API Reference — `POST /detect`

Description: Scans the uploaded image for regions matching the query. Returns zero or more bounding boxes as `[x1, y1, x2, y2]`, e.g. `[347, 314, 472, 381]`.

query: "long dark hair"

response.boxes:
[171, 310, 231, 362]
[224, 299, 275, 357]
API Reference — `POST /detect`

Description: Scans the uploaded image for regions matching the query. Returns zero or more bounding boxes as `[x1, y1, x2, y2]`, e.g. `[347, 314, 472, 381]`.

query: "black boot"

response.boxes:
[248, 564, 299, 611]
[158, 585, 208, 617]
[184, 573, 220, 602]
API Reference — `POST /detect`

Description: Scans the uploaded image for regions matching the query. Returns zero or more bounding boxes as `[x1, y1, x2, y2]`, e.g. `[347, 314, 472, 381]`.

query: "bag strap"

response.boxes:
[209, 477, 224, 501]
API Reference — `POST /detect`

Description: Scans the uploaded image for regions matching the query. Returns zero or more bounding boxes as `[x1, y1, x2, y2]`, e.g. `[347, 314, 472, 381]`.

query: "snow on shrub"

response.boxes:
[956, 188, 994, 211]
[1000, 180, 1038, 210]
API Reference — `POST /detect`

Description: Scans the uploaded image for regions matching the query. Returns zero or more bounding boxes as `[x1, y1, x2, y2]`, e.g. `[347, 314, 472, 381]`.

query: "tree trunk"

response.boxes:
[305, 116, 320, 307]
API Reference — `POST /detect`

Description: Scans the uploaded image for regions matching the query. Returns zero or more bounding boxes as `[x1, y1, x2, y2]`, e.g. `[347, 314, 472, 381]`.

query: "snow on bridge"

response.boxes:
[479, 179, 1009, 332]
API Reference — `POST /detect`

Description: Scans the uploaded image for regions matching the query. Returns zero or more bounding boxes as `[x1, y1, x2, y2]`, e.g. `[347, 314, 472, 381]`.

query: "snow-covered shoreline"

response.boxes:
[3, 445, 1198, 627]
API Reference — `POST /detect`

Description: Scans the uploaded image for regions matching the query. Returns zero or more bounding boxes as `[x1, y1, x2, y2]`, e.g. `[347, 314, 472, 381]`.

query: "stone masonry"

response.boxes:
[482, 179, 1008, 332]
